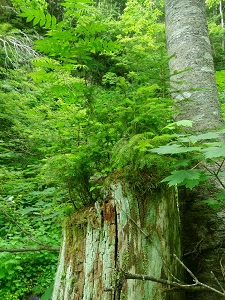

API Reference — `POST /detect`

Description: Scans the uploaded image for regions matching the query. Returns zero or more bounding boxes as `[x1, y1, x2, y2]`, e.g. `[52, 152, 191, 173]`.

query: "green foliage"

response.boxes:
[40, 282, 54, 300]
[0, 0, 205, 298]
[0, 1, 224, 297]
[205, 0, 220, 8]
[0, 203, 60, 298]
[11, 0, 172, 205]
[0, 1, 173, 200]
[206, 0, 225, 70]
[202, 192, 225, 209]
[116, 0, 169, 94]
[161, 169, 209, 189]
[11, 0, 48, 13]
[0, 249, 58, 299]
[19, 10, 57, 29]
[0, 67, 62, 299]
[151, 121, 225, 208]
[111, 133, 174, 177]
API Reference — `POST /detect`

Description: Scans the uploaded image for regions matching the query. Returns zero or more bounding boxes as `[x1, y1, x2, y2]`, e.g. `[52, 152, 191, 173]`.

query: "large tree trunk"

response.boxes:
[165, 1, 225, 299]
[52, 180, 184, 300]
[165, 0, 223, 131]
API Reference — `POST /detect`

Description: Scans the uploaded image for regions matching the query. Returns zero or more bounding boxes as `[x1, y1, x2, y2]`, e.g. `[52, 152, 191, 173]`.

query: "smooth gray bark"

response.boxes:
[165, 1, 225, 300]
[165, 0, 223, 131]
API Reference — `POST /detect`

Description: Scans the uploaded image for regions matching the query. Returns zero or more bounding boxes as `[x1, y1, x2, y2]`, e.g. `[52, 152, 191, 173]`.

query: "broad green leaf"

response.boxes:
[185, 172, 209, 189]
[39, 11, 46, 27]
[163, 120, 193, 130]
[202, 192, 225, 209]
[202, 146, 225, 158]
[161, 169, 200, 185]
[175, 120, 193, 127]
[162, 169, 208, 189]
[40, 18, 46, 27]
[204, 141, 225, 147]
[179, 131, 221, 143]
[0, 269, 6, 279]
[215, 192, 225, 201]
[77, 0, 93, 2]
[42, 213, 60, 220]
[90, 185, 103, 192]
[150, 144, 200, 154]
[172, 159, 191, 168]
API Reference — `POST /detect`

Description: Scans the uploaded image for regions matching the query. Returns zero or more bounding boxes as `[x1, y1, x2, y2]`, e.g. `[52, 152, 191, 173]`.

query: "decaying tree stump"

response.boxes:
[52, 180, 183, 300]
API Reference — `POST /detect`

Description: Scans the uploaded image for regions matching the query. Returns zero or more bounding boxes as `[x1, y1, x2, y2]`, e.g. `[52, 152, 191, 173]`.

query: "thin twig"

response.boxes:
[211, 271, 225, 293]
[173, 254, 198, 282]
[201, 163, 225, 189]
[191, 161, 203, 170]
[174, 254, 225, 297]
[215, 158, 225, 176]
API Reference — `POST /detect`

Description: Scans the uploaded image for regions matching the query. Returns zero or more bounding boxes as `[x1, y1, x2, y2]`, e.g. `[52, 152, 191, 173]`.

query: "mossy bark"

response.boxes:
[52, 181, 183, 300]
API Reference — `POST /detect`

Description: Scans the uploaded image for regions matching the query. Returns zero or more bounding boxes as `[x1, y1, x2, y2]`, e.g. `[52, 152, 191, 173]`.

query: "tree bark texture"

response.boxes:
[165, 0, 223, 131]
[52, 182, 183, 300]
[180, 187, 225, 300]
[165, 1, 225, 299]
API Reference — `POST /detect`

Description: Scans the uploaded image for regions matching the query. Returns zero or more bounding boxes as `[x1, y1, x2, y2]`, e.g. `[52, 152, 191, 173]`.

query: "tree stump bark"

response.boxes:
[52, 181, 183, 300]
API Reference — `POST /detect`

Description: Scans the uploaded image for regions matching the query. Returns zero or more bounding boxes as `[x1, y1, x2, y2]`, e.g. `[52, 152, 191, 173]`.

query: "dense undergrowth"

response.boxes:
[0, 0, 225, 299]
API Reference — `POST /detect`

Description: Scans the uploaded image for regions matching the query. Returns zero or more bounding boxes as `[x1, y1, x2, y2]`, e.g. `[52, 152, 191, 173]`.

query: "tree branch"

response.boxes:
[0, 247, 60, 253]
[124, 272, 200, 290]
[105, 265, 225, 297]
[174, 254, 225, 296]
